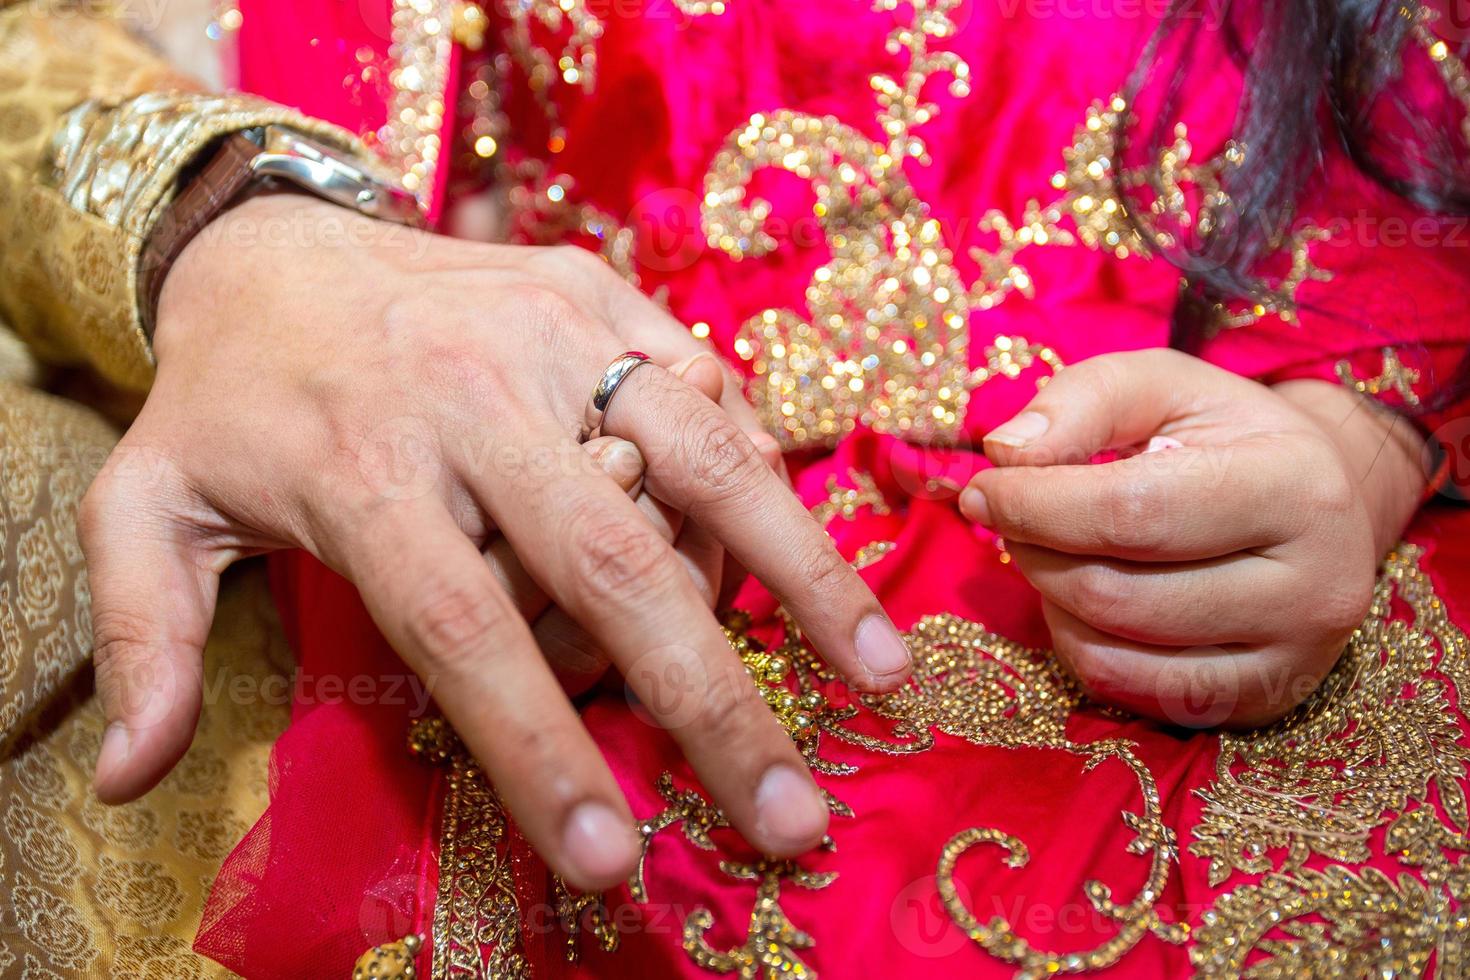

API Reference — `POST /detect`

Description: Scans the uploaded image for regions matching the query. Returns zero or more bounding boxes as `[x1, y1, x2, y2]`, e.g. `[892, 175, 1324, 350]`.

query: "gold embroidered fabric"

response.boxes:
[0, 382, 114, 749]
[0, 1, 375, 392]
[408, 718, 530, 980]
[1189, 544, 1470, 976]
[0, 375, 291, 976]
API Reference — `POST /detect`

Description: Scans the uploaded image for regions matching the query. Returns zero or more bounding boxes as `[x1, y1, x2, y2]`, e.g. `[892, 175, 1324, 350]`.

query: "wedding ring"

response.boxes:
[581, 351, 652, 441]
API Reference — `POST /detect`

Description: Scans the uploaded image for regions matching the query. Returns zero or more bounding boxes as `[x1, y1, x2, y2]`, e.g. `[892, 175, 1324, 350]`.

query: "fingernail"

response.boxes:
[670, 351, 716, 379]
[562, 801, 638, 885]
[755, 764, 829, 850]
[1144, 435, 1182, 454]
[986, 411, 1050, 449]
[601, 441, 644, 484]
[854, 614, 912, 680]
[748, 430, 782, 469]
[95, 723, 132, 784]
[959, 486, 992, 526]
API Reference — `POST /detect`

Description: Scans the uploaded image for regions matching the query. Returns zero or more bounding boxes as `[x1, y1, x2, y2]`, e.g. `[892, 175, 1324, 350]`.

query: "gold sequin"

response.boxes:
[383, 0, 457, 199]
[1336, 345, 1423, 407]
[684, 858, 837, 980]
[809, 469, 890, 528]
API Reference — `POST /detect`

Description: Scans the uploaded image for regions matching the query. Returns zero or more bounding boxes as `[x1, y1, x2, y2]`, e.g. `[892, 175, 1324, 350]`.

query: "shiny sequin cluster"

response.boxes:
[703, 0, 975, 448]
[684, 857, 837, 980]
[382, 0, 458, 201]
[809, 469, 891, 528]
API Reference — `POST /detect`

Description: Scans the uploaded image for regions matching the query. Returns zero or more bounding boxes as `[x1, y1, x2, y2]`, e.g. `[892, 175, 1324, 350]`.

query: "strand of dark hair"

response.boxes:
[1123, 0, 1470, 414]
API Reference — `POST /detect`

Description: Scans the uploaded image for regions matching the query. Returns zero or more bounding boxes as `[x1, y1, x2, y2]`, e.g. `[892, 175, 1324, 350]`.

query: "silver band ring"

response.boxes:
[581, 351, 651, 441]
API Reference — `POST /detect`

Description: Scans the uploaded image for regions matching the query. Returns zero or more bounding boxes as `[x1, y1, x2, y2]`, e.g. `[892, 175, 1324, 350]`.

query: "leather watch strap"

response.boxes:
[139, 132, 265, 340]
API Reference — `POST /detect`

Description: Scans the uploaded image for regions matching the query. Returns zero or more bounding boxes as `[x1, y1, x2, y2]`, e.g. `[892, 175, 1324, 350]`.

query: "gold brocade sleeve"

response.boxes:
[0, 1, 373, 392]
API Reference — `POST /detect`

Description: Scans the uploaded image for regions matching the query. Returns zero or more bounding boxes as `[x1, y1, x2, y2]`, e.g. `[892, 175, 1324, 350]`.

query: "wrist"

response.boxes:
[1273, 378, 1428, 556]
[154, 193, 377, 361]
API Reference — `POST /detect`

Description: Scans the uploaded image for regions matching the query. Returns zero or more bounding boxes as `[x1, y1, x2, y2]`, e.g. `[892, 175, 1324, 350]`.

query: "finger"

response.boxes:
[537, 488, 683, 695]
[673, 520, 724, 608]
[536, 497, 724, 695]
[597, 281, 761, 423]
[475, 427, 830, 857]
[670, 350, 787, 482]
[484, 437, 645, 616]
[1005, 542, 1287, 645]
[961, 444, 1302, 560]
[340, 501, 640, 889]
[604, 367, 912, 691]
[1041, 601, 1331, 728]
[982, 348, 1230, 467]
[81, 465, 214, 804]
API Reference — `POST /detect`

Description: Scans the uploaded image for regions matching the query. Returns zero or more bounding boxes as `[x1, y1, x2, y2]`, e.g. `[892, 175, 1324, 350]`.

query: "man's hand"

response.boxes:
[81, 194, 913, 889]
[961, 349, 1426, 727]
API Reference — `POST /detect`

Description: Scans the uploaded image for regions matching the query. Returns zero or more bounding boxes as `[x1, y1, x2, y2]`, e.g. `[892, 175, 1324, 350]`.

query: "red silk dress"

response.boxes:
[197, 1, 1470, 977]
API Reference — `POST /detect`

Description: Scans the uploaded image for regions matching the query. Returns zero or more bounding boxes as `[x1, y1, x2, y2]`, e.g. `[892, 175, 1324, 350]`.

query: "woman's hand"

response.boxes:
[960, 348, 1427, 727]
[81, 194, 913, 888]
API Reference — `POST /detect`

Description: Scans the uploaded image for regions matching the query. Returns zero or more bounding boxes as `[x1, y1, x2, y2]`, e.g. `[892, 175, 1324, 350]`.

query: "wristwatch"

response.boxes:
[139, 124, 423, 338]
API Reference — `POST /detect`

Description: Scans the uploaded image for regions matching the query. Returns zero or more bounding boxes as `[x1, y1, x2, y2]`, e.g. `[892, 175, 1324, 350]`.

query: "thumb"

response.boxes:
[81, 462, 218, 804]
[982, 348, 1197, 468]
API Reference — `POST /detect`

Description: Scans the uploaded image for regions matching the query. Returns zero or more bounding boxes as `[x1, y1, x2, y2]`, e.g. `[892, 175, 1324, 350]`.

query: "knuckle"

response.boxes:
[1305, 574, 1374, 637]
[1072, 566, 1126, 625]
[1308, 467, 1359, 517]
[567, 506, 679, 602]
[77, 480, 114, 553]
[797, 541, 854, 598]
[695, 668, 762, 743]
[91, 606, 155, 673]
[518, 285, 591, 340]
[406, 580, 508, 671]
[1101, 481, 1162, 552]
[682, 412, 763, 499]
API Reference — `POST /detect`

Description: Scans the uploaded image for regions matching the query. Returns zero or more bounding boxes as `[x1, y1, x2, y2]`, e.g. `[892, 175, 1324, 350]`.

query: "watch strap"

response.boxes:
[139, 132, 266, 341]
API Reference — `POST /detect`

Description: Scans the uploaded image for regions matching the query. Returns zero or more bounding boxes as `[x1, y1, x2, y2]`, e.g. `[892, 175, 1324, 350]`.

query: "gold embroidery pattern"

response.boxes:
[684, 857, 837, 980]
[552, 875, 620, 964]
[629, 603, 1186, 977]
[809, 469, 890, 528]
[703, 0, 975, 449]
[866, 617, 1187, 974]
[409, 719, 529, 979]
[1189, 544, 1470, 975]
[1335, 345, 1424, 408]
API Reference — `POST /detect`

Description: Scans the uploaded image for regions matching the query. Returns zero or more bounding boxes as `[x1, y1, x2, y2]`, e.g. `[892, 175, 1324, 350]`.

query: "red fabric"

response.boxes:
[197, 0, 1470, 976]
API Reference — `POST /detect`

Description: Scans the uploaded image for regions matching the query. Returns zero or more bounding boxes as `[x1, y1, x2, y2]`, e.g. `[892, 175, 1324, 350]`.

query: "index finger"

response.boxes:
[964, 444, 1303, 560]
[604, 367, 913, 691]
